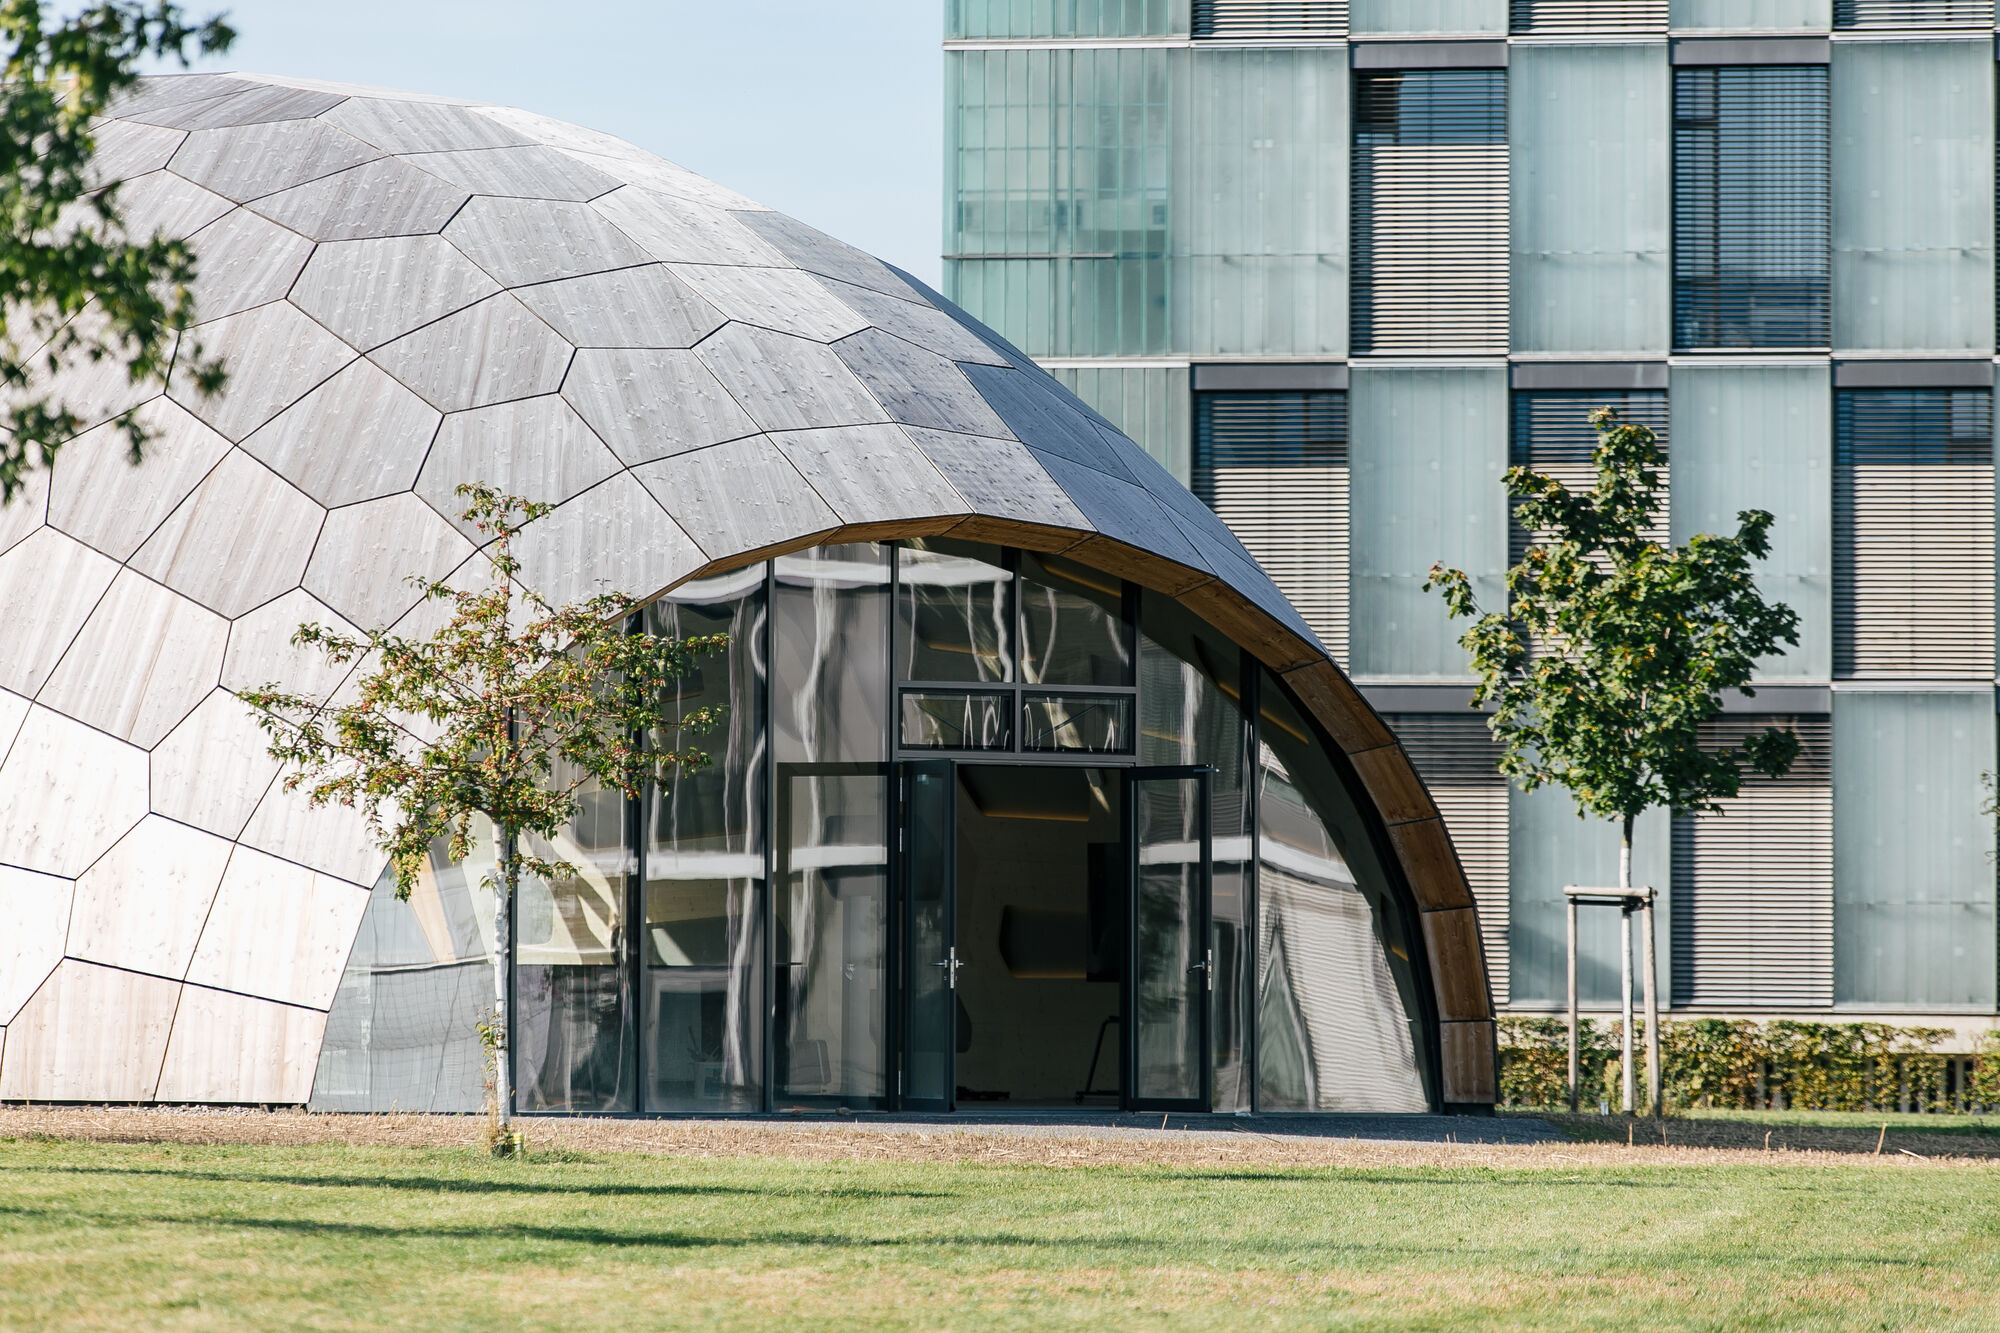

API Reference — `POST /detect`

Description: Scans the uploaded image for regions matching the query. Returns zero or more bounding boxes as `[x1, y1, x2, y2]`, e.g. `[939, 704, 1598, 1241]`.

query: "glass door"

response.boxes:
[1124, 767, 1211, 1112]
[901, 760, 956, 1110]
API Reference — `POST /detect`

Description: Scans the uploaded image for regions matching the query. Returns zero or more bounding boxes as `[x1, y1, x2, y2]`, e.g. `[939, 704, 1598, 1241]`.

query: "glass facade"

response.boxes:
[947, 8, 2000, 1028]
[315, 543, 1434, 1113]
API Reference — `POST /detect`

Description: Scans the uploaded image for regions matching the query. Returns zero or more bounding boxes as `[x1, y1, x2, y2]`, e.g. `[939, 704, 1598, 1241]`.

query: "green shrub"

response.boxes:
[1497, 1017, 1989, 1113]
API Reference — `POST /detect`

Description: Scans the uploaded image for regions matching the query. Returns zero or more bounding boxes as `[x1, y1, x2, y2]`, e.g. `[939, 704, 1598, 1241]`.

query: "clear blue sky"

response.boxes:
[167, 1, 947, 285]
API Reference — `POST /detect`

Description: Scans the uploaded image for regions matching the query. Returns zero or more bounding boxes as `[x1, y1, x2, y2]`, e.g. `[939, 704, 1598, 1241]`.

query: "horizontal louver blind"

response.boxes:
[1672, 716, 1833, 1009]
[1385, 714, 1509, 1005]
[1834, 0, 1993, 26]
[1508, 392, 1669, 569]
[1195, 392, 1349, 660]
[1194, 0, 1346, 36]
[1834, 390, 1995, 680]
[1510, 0, 1667, 32]
[1353, 70, 1508, 354]
[1673, 66, 1830, 351]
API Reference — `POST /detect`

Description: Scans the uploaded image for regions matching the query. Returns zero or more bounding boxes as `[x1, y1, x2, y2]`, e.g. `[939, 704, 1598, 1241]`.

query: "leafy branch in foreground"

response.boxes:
[0, 0, 236, 502]
[1425, 408, 1803, 875]
[242, 484, 726, 1140]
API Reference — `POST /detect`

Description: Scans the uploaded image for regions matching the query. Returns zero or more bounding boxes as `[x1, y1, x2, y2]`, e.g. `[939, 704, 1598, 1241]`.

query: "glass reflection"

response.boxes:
[897, 539, 1013, 682]
[515, 772, 635, 1113]
[1021, 693, 1133, 753]
[1255, 673, 1428, 1113]
[1133, 774, 1204, 1102]
[643, 570, 765, 1112]
[1140, 594, 1251, 1110]
[775, 544, 890, 763]
[901, 689, 1012, 751]
[777, 770, 889, 1106]
[1020, 551, 1130, 686]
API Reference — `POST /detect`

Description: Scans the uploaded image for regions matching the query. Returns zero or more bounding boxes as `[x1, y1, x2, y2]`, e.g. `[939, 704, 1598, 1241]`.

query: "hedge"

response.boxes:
[1497, 1016, 2000, 1113]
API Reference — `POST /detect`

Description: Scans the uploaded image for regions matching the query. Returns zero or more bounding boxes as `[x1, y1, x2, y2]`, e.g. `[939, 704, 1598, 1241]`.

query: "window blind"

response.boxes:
[1510, 0, 1667, 32]
[1508, 391, 1669, 569]
[1194, 391, 1349, 659]
[1833, 390, 1995, 680]
[1193, 0, 1346, 36]
[1384, 713, 1510, 1005]
[1671, 715, 1833, 1010]
[1833, 0, 1993, 27]
[1673, 66, 1830, 351]
[1352, 70, 1509, 354]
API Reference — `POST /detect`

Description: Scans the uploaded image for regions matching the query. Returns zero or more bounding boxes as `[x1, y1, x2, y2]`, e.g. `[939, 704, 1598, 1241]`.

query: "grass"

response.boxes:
[1673, 1108, 2000, 1134]
[3, 1134, 1999, 1331]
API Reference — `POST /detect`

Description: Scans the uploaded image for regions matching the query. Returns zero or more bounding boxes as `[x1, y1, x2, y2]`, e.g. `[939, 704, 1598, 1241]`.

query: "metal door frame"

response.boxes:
[896, 757, 957, 1111]
[1122, 765, 1213, 1114]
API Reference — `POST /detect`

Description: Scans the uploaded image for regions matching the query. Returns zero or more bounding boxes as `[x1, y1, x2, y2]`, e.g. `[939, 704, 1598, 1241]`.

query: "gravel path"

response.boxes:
[4, 1106, 1997, 1169]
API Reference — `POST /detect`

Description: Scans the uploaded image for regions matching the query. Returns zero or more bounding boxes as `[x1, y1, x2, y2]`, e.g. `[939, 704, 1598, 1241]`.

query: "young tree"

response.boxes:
[0, 1, 236, 502]
[1425, 409, 1802, 1109]
[243, 486, 724, 1146]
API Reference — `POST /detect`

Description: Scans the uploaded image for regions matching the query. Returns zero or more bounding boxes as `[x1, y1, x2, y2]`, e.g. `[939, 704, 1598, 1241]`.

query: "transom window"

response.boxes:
[895, 539, 1138, 756]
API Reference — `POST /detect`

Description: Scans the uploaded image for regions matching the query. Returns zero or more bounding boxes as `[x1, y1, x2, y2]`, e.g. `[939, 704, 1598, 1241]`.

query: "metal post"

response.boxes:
[1619, 904, 1634, 1115]
[1566, 895, 1579, 1113]
[1642, 893, 1661, 1118]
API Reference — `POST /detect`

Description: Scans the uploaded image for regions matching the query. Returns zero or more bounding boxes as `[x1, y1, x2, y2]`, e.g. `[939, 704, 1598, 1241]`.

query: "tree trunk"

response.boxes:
[493, 824, 515, 1132]
[1619, 814, 1635, 1115]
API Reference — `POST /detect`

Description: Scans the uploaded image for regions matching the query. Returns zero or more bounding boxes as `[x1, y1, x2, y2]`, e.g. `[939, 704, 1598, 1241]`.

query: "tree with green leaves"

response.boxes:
[242, 486, 725, 1148]
[1426, 408, 1803, 889]
[0, 0, 235, 503]
[1425, 409, 1802, 1114]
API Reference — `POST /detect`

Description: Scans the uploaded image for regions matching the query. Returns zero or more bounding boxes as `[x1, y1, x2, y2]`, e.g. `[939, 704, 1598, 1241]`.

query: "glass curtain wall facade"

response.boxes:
[946, 1, 2000, 1032]
[314, 542, 1435, 1113]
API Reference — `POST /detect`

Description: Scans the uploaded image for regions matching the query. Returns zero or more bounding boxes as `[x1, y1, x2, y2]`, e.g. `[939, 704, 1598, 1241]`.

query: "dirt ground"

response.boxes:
[2, 1106, 1996, 1170]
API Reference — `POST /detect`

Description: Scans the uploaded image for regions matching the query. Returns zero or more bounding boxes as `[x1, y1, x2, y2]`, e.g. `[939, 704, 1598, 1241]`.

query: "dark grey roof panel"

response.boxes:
[1031, 450, 1209, 575]
[960, 363, 1138, 484]
[832, 328, 1013, 438]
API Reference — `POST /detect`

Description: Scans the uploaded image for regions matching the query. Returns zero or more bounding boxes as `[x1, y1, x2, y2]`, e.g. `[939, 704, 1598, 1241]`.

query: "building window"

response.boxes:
[1194, 0, 1347, 37]
[1673, 715, 1833, 1010]
[1833, 389, 1996, 680]
[1832, 0, 1993, 28]
[1352, 69, 1509, 354]
[1193, 390, 1349, 659]
[1508, 389, 1669, 566]
[945, 47, 1174, 358]
[1672, 65, 1830, 351]
[1510, 0, 1665, 32]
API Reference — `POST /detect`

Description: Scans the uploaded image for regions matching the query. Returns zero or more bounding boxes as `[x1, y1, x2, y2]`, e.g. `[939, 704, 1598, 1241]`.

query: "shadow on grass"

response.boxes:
[0, 1202, 1940, 1275]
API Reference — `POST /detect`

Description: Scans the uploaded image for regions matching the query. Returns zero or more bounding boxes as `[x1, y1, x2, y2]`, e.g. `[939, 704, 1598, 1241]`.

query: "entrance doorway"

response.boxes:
[901, 761, 1212, 1112]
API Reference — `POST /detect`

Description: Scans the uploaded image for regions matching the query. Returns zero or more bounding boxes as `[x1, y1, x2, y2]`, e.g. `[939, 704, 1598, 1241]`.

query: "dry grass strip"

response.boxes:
[3, 1106, 1998, 1171]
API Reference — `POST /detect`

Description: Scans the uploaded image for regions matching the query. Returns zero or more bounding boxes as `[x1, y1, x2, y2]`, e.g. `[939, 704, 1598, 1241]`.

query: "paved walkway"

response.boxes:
[692, 1111, 1564, 1146]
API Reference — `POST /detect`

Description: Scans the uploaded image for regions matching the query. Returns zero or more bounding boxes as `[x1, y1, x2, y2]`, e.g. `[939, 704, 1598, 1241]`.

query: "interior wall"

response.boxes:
[952, 766, 1124, 1105]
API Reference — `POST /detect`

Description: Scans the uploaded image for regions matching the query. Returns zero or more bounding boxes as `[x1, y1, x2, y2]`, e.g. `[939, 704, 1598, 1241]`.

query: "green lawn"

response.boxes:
[3, 1138, 1997, 1331]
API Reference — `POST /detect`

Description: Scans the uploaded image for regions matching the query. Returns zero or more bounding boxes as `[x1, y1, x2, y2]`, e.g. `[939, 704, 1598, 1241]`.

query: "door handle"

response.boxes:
[930, 947, 961, 989]
[1189, 948, 1213, 991]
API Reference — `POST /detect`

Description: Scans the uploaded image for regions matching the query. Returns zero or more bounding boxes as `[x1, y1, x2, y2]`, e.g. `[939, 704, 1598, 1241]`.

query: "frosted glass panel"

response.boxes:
[1508, 789, 1671, 1008]
[1670, 0, 1829, 26]
[1670, 365, 1832, 680]
[1051, 365, 1192, 482]
[1833, 691, 1997, 1008]
[1348, 367, 1506, 678]
[1511, 44, 1670, 354]
[945, 48, 1182, 358]
[948, 0, 1188, 38]
[1832, 41, 1994, 353]
[1352, 0, 1506, 32]
[1181, 48, 1347, 358]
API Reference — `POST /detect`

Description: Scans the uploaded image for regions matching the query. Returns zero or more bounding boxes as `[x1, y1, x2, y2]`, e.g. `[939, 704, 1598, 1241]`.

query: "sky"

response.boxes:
[161, 1, 947, 286]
